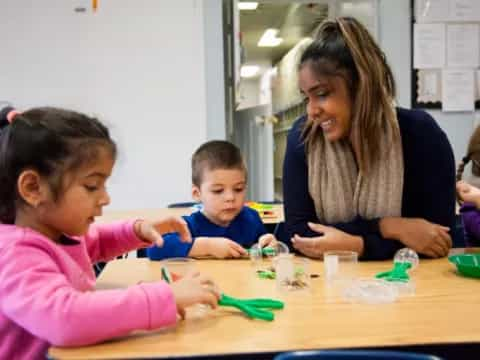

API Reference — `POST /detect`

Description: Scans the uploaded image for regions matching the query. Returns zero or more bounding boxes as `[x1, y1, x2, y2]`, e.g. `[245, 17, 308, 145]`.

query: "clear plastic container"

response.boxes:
[274, 254, 310, 291]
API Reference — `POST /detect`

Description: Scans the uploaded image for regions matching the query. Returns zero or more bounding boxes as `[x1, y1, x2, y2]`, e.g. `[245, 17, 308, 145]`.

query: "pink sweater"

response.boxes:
[0, 221, 178, 360]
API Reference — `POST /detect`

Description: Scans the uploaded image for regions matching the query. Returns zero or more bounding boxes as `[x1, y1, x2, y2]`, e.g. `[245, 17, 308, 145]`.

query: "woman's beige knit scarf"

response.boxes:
[307, 114, 404, 224]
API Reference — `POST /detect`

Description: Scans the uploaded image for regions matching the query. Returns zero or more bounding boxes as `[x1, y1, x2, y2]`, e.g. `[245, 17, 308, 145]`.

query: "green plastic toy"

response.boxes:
[162, 266, 284, 321]
[375, 262, 412, 282]
[248, 247, 276, 256]
[257, 269, 276, 279]
[449, 254, 480, 278]
[218, 294, 284, 321]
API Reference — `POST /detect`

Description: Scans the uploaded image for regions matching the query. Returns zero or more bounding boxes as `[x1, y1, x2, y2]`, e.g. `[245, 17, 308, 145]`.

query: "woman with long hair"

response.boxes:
[283, 17, 456, 259]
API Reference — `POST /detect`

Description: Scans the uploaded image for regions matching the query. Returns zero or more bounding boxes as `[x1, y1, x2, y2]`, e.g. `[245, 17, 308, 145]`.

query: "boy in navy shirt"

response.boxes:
[148, 140, 277, 259]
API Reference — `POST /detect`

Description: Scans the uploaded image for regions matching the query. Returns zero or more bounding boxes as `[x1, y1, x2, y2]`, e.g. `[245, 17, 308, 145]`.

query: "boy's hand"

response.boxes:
[169, 271, 220, 319]
[134, 216, 192, 247]
[204, 237, 248, 258]
[258, 233, 277, 248]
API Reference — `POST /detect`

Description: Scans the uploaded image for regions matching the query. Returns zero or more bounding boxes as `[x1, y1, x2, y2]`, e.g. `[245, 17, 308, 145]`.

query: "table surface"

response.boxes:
[49, 250, 480, 359]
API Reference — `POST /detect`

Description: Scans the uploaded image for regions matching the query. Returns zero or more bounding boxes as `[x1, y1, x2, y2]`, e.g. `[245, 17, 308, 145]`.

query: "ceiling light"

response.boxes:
[238, 2, 258, 10]
[258, 28, 283, 47]
[240, 65, 260, 78]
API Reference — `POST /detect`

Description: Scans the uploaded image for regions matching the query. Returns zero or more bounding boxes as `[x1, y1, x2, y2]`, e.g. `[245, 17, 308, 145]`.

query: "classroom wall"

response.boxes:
[379, 0, 479, 163]
[0, 0, 224, 210]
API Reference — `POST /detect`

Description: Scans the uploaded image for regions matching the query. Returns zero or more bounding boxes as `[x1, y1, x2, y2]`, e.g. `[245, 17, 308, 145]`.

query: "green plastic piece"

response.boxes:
[375, 262, 412, 282]
[161, 267, 172, 283]
[218, 293, 284, 321]
[248, 247, 276, 256]
[449, 254, 480, 278]
[257, 270, 276, 279]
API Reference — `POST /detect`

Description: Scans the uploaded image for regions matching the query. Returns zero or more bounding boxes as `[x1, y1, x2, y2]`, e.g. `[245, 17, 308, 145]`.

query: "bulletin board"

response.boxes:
[411, 0, 480, 111]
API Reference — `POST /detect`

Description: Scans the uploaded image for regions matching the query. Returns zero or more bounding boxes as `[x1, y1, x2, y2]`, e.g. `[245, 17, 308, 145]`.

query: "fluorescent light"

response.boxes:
[238, 2, 258, 10]
[258, 28, 283, 47]
[241, 65, 260, 78]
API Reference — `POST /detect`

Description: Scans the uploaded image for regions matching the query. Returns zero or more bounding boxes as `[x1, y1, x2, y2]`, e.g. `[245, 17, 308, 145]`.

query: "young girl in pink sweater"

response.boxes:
[0, 107, 220, 359]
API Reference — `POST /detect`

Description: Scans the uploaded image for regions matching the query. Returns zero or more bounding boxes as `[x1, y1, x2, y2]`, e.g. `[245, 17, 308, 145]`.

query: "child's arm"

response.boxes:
[0, 244, 178, 347]
[86, 217, 191, 263]
[189, 237, 248, 258]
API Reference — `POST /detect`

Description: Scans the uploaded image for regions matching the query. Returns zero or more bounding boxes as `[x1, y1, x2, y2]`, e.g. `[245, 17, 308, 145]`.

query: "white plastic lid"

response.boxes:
[343, 278, 399, 304]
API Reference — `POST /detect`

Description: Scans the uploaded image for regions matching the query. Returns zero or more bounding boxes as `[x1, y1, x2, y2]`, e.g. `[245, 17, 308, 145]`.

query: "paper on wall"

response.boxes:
[442, 69, 475, 112]
[414, 23, 445, 69]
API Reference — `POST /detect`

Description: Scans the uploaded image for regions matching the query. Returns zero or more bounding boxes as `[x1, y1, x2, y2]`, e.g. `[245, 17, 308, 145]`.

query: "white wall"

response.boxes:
[0, 0, 209, 210]
[203, 0, 227, 140]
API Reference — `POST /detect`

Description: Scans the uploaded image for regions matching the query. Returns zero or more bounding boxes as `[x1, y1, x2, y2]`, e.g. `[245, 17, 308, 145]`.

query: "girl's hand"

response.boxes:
[457, 180, 480, 207]
[169, 272, 220, 319]
[380, 217, 451, 258]
[134, 216, 192, 247]
[258, 233, 277, 248]
[291, 222, 363, 258]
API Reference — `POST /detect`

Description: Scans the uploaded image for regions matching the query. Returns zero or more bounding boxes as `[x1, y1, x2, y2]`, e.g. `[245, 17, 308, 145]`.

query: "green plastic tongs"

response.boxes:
[218, 294, 284, 321]
[161, 266, 284, 321]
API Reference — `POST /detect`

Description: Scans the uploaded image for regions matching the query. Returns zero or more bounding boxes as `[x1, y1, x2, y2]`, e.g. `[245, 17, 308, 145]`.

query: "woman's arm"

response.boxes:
[380, 110, 456, 257]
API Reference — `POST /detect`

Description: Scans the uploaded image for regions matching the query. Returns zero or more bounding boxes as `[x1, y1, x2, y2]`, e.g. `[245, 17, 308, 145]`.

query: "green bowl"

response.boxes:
[448, 254, 480, 278]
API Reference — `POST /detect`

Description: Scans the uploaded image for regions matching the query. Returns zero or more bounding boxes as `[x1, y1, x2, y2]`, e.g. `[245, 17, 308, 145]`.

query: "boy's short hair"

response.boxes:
[191, 140, 247, 187]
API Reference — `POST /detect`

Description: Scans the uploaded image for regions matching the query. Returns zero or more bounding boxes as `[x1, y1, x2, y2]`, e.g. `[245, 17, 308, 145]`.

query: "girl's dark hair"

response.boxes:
[0, 107, 116, 224]
[457, 125, 480, 182]
[300, 17, 397, 172]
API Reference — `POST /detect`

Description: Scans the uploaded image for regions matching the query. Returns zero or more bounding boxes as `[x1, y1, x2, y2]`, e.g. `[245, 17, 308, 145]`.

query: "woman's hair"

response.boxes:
[0, 107, 116, 224]
[457, 125, 480, 181]
[299, 17, 397, 172]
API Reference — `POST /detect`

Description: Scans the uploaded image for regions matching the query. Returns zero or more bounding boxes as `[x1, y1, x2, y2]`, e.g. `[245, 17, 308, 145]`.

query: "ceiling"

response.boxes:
[239, 2, 329, 67]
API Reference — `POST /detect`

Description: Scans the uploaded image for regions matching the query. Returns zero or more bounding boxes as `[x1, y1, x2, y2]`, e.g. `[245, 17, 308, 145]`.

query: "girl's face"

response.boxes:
[192, 168, 247, 227]
[38, 147, 114, 240]
[298, 63, 353, 142]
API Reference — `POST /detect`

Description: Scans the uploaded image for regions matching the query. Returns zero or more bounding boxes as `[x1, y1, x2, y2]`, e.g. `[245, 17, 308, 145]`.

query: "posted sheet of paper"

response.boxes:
[442, 69, 475, 112]
[416, 0, 449, 22]
[414, 23, 445, 69]
[449, 0, 480, 21]
[447, 24, 480, 68]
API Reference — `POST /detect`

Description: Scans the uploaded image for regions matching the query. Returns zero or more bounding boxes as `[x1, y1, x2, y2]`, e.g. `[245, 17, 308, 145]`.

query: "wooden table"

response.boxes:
[49, 252, 480, 359]
[96, 204, 284, 225]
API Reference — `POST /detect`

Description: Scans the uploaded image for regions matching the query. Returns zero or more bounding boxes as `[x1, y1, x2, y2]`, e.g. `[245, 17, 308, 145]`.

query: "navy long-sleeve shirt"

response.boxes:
[147, 206, 267, 260]
[283, 107, 456, 260]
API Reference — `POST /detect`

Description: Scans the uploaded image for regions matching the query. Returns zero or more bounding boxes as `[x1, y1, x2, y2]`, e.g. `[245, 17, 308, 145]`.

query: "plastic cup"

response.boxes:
[323, 250, 358, 300]
[274, 254, 310, 291]
[161, 257, 196, 281]
[160, 258, 211, 318]
[250, 241, 290, 273]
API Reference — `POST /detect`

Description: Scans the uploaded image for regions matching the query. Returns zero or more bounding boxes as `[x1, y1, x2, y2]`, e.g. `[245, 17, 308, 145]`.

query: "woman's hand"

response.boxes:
[169, 271, 220, 319]
[291, 222, 363, 258]
[380, 217, 451, 258]
[457, 180, 480, 207]
[134, 216, 192, 247]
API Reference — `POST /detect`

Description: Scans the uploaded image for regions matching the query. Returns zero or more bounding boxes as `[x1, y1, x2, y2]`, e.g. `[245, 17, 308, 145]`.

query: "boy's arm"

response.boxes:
[0, 243, 177, 347]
